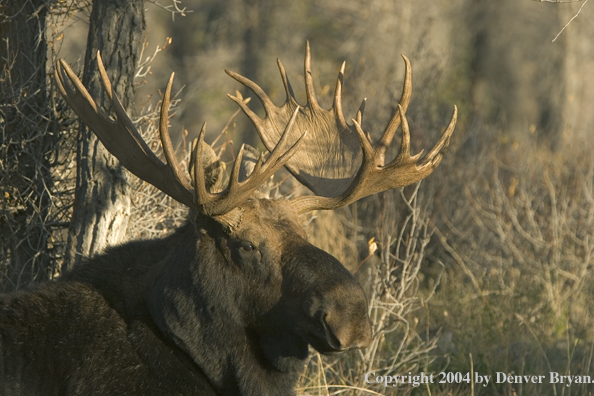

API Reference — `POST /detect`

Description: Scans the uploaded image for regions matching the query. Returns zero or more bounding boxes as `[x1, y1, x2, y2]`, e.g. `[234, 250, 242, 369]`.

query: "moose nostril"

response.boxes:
[322, 313, 343, 351]
[323, 303, 373, 351]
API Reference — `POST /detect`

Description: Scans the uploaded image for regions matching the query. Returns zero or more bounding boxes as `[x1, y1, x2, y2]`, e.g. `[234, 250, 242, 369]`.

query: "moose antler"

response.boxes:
[226, 41, 457, 213]
[55, 52, 305, 216]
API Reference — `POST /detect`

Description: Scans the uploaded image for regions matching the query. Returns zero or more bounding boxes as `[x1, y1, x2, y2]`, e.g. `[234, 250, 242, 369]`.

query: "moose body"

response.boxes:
[0, 43, 456, 395]
[0, 230, 216, 395]
[1, 200, 369, 396]
[0, 226, 220, 396]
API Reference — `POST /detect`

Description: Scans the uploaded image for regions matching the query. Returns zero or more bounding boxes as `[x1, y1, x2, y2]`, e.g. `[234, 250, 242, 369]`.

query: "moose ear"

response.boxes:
[198, 141, 225, 194]
[214, 207, 243, 231]
[239, 144, 273, 199]
[194, 140, 244, 229]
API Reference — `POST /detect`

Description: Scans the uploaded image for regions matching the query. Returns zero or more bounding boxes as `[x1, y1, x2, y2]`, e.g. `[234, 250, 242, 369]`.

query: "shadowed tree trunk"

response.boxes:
[241, 0, 273, 89]
[0, 0, 54, 291]
[465, 0, 565, 145]
[560, 2, 594, 141]
[65, 0, 147, 270]
[239, 0, 274, 146]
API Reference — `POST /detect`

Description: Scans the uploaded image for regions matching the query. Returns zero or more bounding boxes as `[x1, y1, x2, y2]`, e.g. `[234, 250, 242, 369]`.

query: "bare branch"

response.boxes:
[548, 0, 589, 42]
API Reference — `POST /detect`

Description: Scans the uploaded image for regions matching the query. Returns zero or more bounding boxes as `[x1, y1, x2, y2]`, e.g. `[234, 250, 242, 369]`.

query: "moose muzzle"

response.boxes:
[302, 278, 372, 353]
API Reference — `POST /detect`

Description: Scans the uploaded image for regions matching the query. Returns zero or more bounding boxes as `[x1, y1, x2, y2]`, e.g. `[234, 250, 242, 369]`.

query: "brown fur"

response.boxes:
[0, 198, 372, 396]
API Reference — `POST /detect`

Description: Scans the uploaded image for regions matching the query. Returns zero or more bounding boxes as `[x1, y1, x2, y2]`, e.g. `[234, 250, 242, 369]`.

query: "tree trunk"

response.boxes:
[65, 0, 147, 270]
[466, 0, 565, 145]
[0, 0, 54, 291]
[239, 0, 274, 146]
[560, 2, 594, 141]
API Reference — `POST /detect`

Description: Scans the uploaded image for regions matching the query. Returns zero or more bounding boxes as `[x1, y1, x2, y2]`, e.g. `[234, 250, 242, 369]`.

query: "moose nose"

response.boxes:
[303, 283, 372, 351]
[322, 299, 372, 350]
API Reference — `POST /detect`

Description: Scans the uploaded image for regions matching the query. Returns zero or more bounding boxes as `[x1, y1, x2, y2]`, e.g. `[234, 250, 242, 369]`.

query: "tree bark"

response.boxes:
[65, 0, 147, 270]
[0, 0, 53, 290]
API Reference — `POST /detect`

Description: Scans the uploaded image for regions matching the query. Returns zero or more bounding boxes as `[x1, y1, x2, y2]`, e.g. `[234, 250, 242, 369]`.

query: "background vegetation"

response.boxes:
[2, 0, 594, 394]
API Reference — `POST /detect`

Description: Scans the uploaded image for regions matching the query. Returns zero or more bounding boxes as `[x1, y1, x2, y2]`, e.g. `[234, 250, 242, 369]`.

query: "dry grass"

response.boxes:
[294, 133, 594, 395]
[298, 184, 442, 396]
[423, 136, 594, 396]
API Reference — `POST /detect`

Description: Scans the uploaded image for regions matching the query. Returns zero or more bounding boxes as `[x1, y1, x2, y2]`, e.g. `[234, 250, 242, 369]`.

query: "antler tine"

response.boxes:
[356, 98, 366, 126]
[352, 119, 376, 163]
[55, 55, 196, 209]
[228, 144, 247, 192]
[158, 72, 193, 191]
[193, 123, 210, 206]
[332, 61, 349, 131]
[96, 52, 113, 101]
[392, 104, 419, 165]
[374, 55, 413, 163]
[225, 69, 275, 119]
[194, 107, 306, 216]
[277, 59, 298, 106]
[419, 105, 457, 168]
[304, 40, 320, 111]
[226, 92, 265, 134]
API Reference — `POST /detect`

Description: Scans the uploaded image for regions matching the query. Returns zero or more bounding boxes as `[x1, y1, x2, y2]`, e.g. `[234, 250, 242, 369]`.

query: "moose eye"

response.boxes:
[239, 241, 256, 252]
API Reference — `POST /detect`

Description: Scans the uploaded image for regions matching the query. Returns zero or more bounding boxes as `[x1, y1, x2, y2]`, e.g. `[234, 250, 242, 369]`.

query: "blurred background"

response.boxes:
[59, 0, 594, 148]
[2, 0, 594, 394]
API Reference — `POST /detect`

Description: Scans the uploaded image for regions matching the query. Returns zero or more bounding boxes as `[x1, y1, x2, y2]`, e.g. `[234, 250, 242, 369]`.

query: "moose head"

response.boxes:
[48, 42, 456, 395]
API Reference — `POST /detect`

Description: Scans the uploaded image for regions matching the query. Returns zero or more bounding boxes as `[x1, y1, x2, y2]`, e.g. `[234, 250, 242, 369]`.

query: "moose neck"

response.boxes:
[148, 219, 306, 396]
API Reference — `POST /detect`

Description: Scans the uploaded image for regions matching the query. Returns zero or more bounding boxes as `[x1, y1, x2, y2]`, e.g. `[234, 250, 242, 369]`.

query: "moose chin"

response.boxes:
[0, 42, 456, 395]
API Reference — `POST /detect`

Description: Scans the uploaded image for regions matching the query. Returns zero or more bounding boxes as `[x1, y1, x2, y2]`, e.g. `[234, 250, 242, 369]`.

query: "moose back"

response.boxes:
[0, 43, 456, 395]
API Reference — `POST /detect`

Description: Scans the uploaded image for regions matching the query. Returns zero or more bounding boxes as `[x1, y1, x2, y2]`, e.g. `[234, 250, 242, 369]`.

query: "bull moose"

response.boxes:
[0, 42, 456, 395]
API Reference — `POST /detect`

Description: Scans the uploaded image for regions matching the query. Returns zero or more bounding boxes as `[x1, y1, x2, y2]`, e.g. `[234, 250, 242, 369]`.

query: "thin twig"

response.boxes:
[551, 0, 589, 42]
